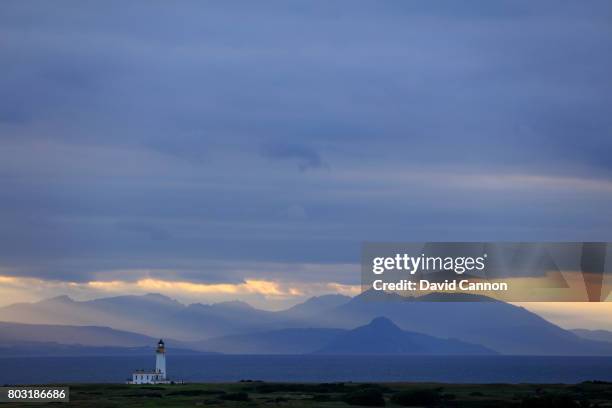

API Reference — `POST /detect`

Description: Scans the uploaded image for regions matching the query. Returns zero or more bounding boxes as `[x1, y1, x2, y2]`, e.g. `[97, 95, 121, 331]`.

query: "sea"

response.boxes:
[1, 355, 611, 385]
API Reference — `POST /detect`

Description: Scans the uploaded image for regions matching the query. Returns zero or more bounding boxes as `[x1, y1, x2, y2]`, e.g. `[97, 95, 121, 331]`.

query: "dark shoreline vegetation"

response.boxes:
[5, 381, 612, 407]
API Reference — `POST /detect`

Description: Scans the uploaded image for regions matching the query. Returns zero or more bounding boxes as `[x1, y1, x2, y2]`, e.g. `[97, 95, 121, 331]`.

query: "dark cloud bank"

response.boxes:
[0, 0, 611, 284]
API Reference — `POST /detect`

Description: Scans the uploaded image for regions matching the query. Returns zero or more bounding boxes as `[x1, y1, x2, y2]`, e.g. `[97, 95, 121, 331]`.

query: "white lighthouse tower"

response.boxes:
[156, 339, 166, 379]
[128, 339, 172, 384]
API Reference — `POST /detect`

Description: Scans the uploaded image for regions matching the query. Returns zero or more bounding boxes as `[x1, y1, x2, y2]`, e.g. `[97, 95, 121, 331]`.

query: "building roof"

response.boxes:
[133, 370, 162, 374]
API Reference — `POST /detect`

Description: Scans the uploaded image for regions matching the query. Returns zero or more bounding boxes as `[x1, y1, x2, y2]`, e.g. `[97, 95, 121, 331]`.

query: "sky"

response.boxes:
[1, 1, 612, 325]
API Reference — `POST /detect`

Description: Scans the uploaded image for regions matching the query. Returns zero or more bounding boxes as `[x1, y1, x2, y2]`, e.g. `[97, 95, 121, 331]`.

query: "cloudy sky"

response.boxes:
[1, 1, 612, 324]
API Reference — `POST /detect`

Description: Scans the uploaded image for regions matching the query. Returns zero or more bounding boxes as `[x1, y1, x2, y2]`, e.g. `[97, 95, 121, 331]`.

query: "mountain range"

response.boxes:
[315, 317, 495, 355]
[1, 291, 612, 356]
[0, 321, 211, 357]
[571, 329, 612, 343]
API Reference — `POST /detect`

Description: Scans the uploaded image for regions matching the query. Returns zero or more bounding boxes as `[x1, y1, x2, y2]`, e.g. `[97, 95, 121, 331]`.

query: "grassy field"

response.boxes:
[6, 381, 612, 407]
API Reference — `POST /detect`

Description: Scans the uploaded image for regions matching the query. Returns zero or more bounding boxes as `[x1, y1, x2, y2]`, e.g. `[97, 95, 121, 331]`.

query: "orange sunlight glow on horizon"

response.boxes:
[0, 274, 611, 329]
[0, 274, 361, 311]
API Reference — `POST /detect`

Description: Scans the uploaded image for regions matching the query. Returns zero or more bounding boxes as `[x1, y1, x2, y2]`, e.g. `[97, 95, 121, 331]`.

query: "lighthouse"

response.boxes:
[128, 339, 172, 384]
[156, 339, 166, 379]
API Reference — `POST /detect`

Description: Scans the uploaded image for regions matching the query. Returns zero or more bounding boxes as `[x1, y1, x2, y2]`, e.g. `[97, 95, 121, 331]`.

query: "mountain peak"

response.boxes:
[316, 315, 495, 355]
[283, 294, 351, 316]
[143, 293, 169, 299]
[142, 293, 178, 302]
[349, 289, 406, 303]
[306, 294, 351, 303]
[212, 300, 253, 310]
[368, 316, 398, 329]
[40, 295, 74, 304]
[359, 316, 404, 335]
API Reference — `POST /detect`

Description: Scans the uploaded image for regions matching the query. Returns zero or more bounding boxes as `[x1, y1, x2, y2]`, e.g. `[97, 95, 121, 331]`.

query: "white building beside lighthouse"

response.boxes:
[128, 339, 171, 384]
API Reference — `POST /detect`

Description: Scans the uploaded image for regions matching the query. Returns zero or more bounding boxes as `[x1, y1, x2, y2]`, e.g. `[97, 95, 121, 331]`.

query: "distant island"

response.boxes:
[1, 291, 612, 356]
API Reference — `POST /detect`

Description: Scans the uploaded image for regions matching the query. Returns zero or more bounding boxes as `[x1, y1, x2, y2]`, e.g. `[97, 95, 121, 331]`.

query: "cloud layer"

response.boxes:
[1, 1, 611, 311]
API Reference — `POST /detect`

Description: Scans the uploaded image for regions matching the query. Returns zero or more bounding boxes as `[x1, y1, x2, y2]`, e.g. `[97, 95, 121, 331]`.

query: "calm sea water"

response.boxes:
[1, 355, 611, 385]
